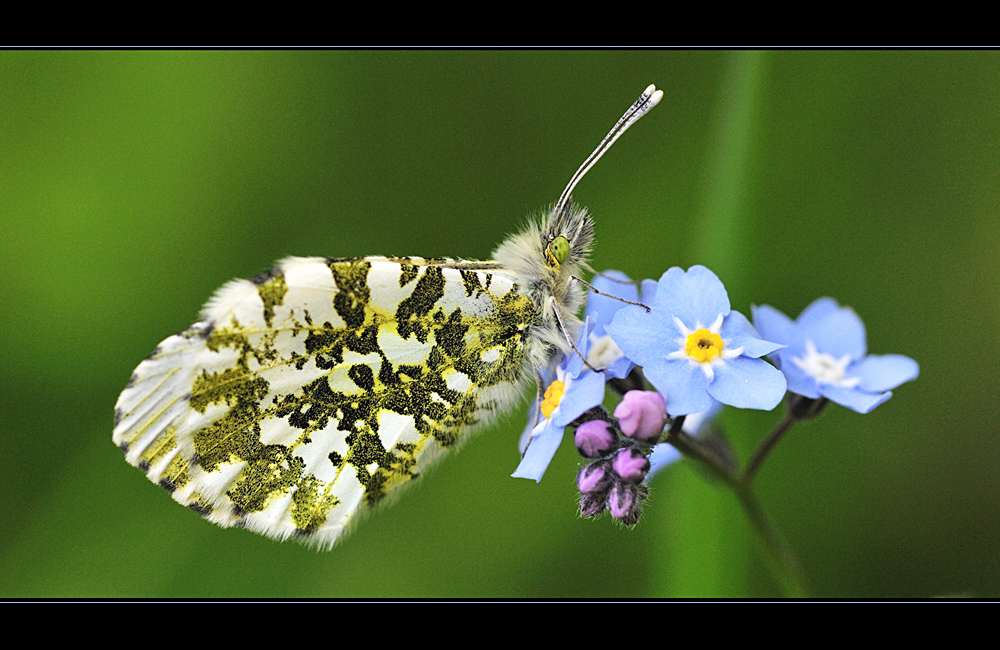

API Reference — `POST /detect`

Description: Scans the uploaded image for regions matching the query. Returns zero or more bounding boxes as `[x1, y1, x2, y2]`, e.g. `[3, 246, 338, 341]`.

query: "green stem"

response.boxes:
[733, 484, 810, 598]
[668, 430, 737, 488]
[666, 430, 811, 597]
[743, 414, 796, 484]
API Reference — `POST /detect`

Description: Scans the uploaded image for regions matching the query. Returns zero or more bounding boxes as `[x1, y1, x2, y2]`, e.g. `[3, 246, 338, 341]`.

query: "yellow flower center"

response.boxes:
[685, 329, 724, 363]
[541, 380, 566, 418]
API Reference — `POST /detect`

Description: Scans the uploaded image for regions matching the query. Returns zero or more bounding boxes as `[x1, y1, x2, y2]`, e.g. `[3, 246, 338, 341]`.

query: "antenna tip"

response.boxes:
[643, 84, 664, 109]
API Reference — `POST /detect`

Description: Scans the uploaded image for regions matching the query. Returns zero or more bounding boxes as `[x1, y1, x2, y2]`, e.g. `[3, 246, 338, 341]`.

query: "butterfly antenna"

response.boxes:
[554, 84, 664, 216]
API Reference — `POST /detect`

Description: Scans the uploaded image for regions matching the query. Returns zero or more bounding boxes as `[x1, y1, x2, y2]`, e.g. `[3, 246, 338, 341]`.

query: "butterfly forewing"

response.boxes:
[114, 256, 539, 548]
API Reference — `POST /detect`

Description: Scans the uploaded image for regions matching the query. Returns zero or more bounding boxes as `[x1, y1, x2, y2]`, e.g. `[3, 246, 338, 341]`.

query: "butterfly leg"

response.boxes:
[571, 275, 651, 312]
[532, 367, 545, 429]
[548, 295, 604, 374]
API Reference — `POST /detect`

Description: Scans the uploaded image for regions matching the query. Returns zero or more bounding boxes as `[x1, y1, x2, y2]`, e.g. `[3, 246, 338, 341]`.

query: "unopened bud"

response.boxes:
[608, 482, 639, 524]
[614, 390, 667, 442]
[579, 493, 606, 518]
[574, 420, 615, 458]
[577, 462, 610, 494]
[611, 448, 650, 483]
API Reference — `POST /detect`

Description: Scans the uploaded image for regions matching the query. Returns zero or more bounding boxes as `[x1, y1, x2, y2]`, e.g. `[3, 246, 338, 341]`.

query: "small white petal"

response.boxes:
[793, 341, 860, 388]
[721, 346, 744, 359]
[709, 313, 725, 334]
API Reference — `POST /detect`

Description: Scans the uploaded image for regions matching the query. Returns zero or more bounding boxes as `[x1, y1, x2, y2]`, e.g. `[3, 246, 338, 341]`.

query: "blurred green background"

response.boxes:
[1, 51, 996, 598]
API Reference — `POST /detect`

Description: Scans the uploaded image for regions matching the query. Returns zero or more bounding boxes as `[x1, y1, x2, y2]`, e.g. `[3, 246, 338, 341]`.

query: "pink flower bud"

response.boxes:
[574, 420, 615, 458]
[611, 448, 650, 483]
[614, 391, 667, 442]
[607, 482, 636, 521]
[579, 493, 605, 518]
[577, 463, 610, 494]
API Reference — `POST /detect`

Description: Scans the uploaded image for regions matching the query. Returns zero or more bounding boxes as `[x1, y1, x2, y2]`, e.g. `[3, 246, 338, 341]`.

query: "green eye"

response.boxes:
[547, 236, 570, 267]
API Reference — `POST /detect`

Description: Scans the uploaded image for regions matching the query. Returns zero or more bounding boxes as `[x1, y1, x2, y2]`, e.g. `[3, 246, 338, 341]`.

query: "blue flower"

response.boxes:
[512, 271, 649, 482]
[582, 271, 658, 378]
[606, 265, 787, 416]
[752, 298, 919, 414]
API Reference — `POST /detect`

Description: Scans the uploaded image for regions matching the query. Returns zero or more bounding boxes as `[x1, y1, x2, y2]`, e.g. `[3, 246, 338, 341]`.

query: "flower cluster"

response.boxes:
[512, 265, 918, 527]
[573, 391, 664, 524]
[752, 298, 919, 415]
[512, 272, 646, 482]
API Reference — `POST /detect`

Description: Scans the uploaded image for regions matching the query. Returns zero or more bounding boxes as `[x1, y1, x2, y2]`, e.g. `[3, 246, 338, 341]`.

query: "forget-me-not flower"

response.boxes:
[513, 271, 650, 482]
[752, 298, 919, 414]
[606, 266, 787, 416]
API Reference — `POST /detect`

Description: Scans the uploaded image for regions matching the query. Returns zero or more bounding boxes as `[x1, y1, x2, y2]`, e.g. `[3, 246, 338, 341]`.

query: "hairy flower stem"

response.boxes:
[666, 429, 810, 597]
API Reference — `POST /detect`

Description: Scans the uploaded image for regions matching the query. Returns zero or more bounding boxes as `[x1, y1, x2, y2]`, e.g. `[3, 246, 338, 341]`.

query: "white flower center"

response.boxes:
[791, 340, 860, 388]
[666, 313, 743, 380]
[587, 333, 624, 368]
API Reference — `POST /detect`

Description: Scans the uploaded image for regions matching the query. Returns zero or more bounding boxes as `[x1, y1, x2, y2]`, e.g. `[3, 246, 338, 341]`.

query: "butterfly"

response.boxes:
[112, 84, 663, 549]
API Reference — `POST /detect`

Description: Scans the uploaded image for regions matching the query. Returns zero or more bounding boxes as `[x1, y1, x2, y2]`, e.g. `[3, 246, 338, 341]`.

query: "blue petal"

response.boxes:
[533, 365, 557, 393]
[552, 370, 606, 427]
[640, 279, 658, 305]
[796, 297, 842, 328]
[511, 420, 566, 482]
[590, 271, 638, 300]
[797, 300, 867, 361]
[606, 305, 674, 367]
[586, 271, 639, 336]
[751, 304, 796, 347]
[720, 310, 785, 358]
[782, 363, 822, 399]
[853, 354, 919, 392]
[605, 354, 634, 379]
[682, 400, 722, 435]
[563, 317, 595, 378]
[708, 356, 787, 411]
[653, 266, 731, 330]
[643, 359, 713, 416]
[645, 443, 682, 482]
[818, 385, 892, 414]
[518, 399, 540, 454]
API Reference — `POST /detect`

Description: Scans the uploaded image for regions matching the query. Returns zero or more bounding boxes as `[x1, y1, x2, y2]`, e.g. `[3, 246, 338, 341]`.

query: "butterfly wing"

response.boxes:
[113, 256, 539, 548]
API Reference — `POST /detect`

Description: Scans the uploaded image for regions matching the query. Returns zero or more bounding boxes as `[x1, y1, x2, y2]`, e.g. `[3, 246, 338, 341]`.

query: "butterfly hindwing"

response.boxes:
[114, 256, 539, 548]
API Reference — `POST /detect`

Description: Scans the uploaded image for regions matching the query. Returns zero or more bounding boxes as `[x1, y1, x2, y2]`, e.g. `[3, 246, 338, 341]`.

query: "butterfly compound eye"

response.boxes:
[546, 236, 570, 268]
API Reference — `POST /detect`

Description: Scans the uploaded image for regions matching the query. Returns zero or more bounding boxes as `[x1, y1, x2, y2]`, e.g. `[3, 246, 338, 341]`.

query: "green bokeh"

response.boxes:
[1, 51, 996, 598]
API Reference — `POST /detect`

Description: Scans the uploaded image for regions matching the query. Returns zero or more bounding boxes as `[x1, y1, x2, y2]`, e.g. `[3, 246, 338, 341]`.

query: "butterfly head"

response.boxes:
[542, 199, 594, 274]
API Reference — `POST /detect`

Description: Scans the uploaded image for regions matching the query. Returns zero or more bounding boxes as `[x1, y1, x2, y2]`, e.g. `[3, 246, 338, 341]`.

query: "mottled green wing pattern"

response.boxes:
[113, 256, 539, 548]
